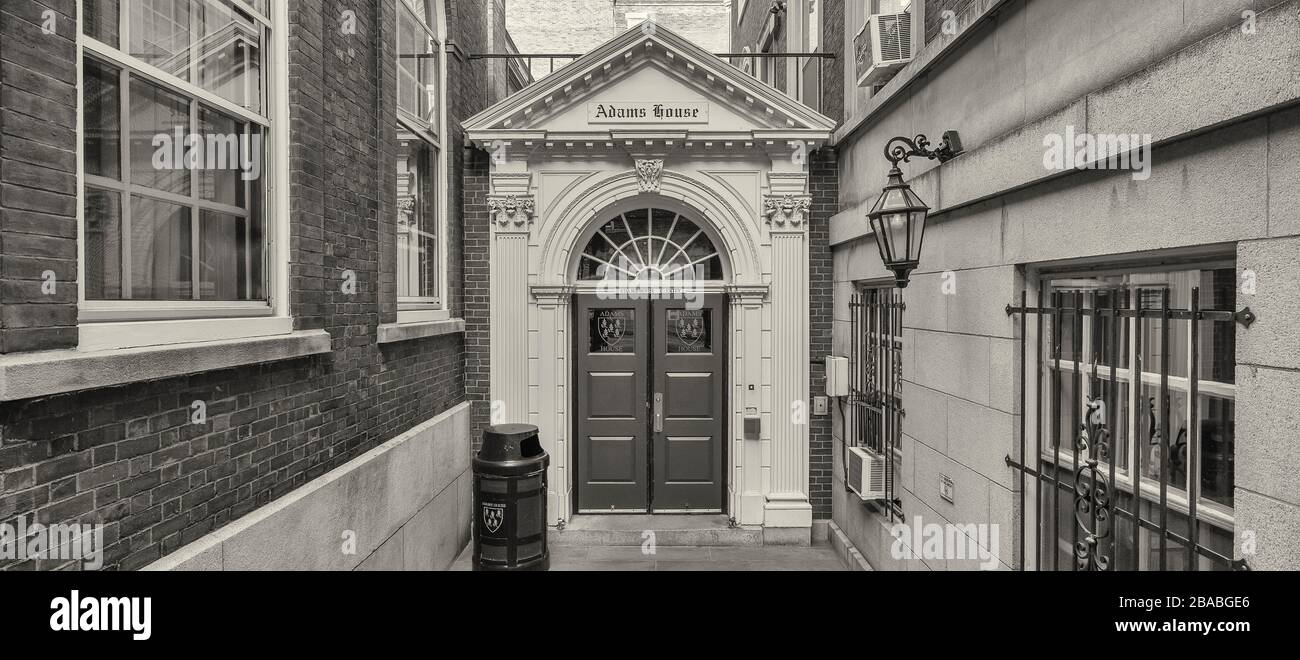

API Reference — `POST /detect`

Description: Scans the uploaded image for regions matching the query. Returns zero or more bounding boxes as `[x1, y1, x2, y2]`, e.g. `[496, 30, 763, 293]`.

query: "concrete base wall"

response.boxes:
[145, 403, 472, 571]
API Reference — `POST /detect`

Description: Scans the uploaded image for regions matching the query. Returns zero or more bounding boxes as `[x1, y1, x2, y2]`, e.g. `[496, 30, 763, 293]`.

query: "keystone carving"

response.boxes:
[636, 159, 665, 193]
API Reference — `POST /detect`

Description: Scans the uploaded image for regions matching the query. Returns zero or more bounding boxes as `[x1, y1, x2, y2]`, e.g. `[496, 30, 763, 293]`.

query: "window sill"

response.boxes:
[0, 330, 332, 402]
[78, 316, 294, 352]
[395, 307, 449, 325]
[377, 318, 465, 345]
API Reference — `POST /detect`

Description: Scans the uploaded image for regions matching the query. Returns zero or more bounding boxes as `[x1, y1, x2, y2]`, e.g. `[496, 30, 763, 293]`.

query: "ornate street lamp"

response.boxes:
[867, 132, 962, 288]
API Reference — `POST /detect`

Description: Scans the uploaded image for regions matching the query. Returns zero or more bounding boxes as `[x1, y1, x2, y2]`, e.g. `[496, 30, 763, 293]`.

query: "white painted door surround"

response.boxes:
[464, 23, 835, 531]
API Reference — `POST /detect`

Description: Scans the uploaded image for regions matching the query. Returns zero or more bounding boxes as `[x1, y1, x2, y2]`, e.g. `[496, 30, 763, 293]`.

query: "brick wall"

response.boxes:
[508, 1, 730, 80]
[732, 0, 786, 90]
[0, 0, 499, 571]
[449, 0, 495, 444]
[613, 0, 731, 53]
[820, 0, 844, 122]
[462, 152, 491, 446]
[808, 146, 837, 519]
[0, 0, 78, 353]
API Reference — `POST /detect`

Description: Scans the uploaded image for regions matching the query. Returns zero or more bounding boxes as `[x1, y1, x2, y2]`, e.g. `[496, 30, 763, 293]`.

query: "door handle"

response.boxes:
[653, 393, 664, 433]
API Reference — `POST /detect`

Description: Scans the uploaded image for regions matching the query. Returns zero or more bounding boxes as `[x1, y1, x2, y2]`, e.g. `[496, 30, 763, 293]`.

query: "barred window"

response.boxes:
[844, 285, 905, 518]
[1032, 263, 1238, 570]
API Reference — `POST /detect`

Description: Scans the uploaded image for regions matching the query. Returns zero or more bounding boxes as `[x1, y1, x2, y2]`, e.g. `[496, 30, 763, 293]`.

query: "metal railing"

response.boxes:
[468, 51, 835, 111]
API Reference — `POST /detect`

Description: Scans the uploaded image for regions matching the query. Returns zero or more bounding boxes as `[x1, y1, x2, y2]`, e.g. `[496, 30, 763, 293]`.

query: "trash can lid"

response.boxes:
[484, 424, 538, 442]
[478, 424, 545, 464]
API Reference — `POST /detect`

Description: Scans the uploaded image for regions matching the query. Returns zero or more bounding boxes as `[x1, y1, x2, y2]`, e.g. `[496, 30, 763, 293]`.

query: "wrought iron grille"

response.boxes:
[1006, 284, 1255, 571]
[847, 288, 905, 520]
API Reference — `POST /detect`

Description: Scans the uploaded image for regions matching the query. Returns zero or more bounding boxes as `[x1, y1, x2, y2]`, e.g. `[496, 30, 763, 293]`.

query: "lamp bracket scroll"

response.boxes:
[884, 131, 964, 167]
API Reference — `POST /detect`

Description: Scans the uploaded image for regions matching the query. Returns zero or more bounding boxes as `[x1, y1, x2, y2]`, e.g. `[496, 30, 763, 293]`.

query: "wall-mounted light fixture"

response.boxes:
[867, 131, 962, 288]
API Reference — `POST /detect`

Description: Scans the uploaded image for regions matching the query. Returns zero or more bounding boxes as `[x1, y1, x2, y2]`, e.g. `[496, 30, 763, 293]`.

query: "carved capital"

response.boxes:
[635, 159, 665, 193]
[488, 194, 535, 230]
[763, 194, 812, 229]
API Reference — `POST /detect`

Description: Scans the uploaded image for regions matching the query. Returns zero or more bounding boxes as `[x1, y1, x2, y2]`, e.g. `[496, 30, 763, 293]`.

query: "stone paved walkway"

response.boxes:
[452, 543, 847, 571]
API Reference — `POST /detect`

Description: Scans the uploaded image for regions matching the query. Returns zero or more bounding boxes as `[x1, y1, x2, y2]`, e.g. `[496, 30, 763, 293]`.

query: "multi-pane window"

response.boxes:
[1039, 265, 1237, 570]
[396, 0, 442, 308]
[576, 210, 723, 282]
[81, 0, 272, 316]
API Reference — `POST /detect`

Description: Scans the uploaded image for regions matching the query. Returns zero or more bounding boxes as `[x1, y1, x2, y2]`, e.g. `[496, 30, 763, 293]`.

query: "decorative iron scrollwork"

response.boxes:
[883, 132, 963, 167]
[1074, 396, 1114, 571]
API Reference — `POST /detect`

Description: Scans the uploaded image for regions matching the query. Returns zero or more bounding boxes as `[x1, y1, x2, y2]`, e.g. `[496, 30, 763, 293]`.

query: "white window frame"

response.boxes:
[1039, 262, 1238, 541]
[756, 20, 776, 87]
[75, 0, 292, 350]
[396, 0, 449, 324]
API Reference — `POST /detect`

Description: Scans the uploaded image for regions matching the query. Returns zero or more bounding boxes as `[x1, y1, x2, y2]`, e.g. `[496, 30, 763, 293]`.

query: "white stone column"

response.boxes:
[488, 181, 534, 427]
[728, 285, 769, 526]
[531, 285, 574, 524]
[762, 179, 813, 530]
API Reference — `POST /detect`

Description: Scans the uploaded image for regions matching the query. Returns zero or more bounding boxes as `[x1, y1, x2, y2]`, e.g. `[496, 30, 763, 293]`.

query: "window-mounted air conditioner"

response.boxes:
[855, 12, 912, 87]
[847, 446, 887, 501]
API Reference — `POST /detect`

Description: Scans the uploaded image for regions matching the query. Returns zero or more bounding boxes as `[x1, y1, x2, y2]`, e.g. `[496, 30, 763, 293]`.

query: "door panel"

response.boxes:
[576, 299, 649, 512]
[652, 296, 725, 511]
[575, 295, 726, 513]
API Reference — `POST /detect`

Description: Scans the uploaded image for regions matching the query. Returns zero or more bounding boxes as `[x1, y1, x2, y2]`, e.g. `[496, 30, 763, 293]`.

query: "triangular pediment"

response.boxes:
[464, 23, 835, 146]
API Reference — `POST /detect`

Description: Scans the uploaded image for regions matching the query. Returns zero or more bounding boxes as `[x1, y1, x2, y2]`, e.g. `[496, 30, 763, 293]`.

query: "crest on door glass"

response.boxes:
[667, 309, 711, 353]
[590, 309, 635, 353]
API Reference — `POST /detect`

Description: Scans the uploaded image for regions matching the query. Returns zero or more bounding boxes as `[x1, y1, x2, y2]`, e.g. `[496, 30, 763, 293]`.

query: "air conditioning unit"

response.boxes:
[855, 12, 912, 87]
[847, 446, 887, 501]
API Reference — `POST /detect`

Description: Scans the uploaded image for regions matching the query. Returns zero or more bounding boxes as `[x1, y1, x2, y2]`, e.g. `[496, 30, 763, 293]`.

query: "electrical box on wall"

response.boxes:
[826, 356, 849, 397]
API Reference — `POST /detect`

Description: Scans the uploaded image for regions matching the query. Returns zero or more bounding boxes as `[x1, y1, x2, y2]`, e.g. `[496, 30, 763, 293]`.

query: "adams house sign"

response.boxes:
[587, 101, 709, 124]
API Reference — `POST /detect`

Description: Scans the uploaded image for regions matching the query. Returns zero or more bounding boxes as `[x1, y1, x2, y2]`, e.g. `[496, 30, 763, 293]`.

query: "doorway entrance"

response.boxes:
[575, 294, 726, 513]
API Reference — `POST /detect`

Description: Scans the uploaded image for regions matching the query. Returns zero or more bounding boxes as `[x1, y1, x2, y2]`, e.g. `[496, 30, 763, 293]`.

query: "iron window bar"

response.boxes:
[847, 289, 905, 522]
[1006, 288, 1253, 572]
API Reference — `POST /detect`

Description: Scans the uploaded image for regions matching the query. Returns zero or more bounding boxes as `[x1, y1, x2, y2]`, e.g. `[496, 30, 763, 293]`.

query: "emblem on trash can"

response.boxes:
[482, 503, 505, 533]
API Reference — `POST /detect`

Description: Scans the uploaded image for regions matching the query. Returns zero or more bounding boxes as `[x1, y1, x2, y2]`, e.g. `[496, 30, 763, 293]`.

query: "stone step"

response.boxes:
[550, 514, 764, 547]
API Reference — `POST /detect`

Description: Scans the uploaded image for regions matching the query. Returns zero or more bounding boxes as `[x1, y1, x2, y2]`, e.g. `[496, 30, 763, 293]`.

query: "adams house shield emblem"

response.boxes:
[482, 503, 504, 534]
[675, 312, 705, 349]
[598, 313, 627, 348]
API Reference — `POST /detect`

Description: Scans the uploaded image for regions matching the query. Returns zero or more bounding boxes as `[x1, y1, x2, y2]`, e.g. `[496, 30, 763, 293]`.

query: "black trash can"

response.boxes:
[472, 424, 549, 571]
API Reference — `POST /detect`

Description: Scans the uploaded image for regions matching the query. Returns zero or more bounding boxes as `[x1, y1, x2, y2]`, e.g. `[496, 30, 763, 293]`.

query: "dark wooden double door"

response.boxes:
[576, 295, 725, 513]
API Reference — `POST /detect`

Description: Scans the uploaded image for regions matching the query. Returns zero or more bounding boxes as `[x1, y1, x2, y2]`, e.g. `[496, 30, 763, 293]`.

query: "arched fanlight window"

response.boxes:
[577, 208, 724, 281]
